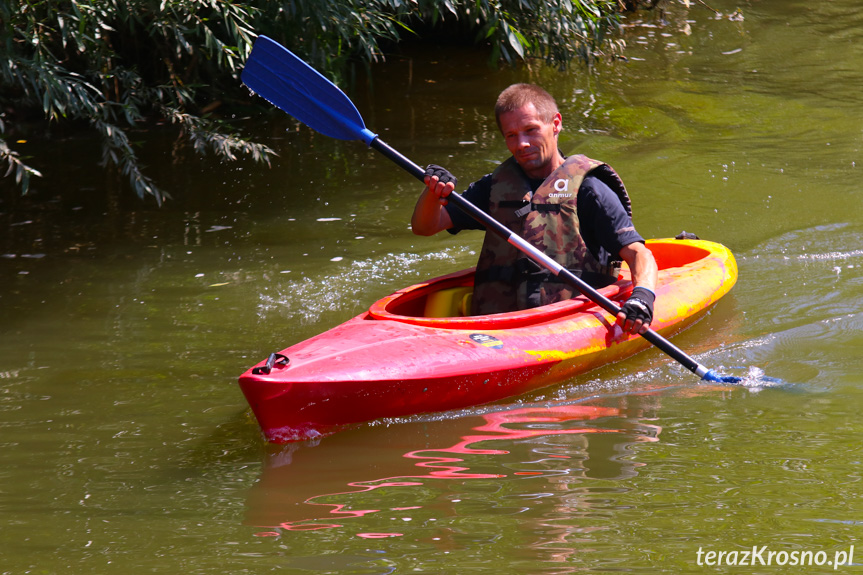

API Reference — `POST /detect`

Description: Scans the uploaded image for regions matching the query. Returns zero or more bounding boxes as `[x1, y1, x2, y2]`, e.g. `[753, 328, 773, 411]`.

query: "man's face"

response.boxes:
[499, 102, 562, 180]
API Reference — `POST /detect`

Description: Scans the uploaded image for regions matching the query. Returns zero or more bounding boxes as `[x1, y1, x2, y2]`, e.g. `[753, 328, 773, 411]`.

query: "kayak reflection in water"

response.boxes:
[244, 402, 662, 533]
[410, 83, 658, 335]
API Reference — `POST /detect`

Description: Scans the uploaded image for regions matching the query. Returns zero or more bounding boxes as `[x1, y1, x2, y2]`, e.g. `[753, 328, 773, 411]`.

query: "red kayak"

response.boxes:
[239, 238, 737, 442]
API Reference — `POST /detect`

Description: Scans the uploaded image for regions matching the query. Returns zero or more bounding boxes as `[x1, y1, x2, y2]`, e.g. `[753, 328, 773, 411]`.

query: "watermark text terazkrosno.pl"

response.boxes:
[696, 545, 854, 569]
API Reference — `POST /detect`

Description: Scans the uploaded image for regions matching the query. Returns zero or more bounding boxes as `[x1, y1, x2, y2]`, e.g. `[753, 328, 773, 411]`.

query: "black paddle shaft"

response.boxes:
[370, 138, 495, 232]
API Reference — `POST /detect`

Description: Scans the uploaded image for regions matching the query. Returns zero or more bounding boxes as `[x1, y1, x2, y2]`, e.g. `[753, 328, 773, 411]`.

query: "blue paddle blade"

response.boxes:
[241, 36, 377, 145]
[702, 368, 785, 386]
[701, 370, 743, 384]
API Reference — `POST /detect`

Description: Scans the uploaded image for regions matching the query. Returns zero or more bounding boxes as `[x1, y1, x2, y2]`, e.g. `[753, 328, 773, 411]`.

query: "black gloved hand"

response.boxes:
[425, 164, 457, 188]
[620, 286, 655, 326]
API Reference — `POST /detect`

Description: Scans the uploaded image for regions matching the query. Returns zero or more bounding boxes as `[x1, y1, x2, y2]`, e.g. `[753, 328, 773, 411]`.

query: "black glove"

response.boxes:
[425, 164, 457, 187]
[620, 286, 655, 326]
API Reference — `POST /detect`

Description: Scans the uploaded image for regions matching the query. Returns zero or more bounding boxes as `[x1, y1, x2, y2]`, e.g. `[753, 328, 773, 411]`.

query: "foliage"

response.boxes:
[255, 0, 629, 72]
[414, 0, 626, 67]
[0, 0, 274, 204]
[250, 0, 413, 73]
[1, 119, 42, 193]
[0, 0, 647, 203]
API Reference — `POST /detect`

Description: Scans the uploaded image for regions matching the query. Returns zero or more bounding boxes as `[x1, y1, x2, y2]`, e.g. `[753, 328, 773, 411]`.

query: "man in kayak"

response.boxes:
[411, 83, 658, 335]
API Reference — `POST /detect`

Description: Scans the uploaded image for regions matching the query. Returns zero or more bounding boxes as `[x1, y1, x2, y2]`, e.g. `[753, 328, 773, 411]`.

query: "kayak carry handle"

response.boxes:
[252, 353, 290, 375]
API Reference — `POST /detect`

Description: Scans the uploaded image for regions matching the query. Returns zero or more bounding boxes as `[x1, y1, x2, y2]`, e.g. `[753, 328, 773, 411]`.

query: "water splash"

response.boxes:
[709, 365, 786, 390]
[257, 247, 475, 325]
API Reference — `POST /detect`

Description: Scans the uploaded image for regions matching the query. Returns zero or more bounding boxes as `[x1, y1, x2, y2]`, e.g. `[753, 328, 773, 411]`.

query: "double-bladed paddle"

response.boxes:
[241, 35, 742, 384]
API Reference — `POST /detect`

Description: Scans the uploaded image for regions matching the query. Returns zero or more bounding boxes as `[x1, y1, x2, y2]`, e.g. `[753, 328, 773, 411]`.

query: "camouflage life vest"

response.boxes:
[471, 154, 633, 316]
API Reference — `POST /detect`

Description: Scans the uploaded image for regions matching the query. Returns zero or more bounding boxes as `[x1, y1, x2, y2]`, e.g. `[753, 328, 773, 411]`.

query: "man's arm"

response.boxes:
[616, 241, 659, 335]
[575, 176, 657, 335]
[620, 241, 657, 293]
[411, 173, 454, 236]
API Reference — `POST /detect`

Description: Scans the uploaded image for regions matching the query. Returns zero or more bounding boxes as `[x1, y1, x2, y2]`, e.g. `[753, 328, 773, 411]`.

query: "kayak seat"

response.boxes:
[423, 286, 474, 318]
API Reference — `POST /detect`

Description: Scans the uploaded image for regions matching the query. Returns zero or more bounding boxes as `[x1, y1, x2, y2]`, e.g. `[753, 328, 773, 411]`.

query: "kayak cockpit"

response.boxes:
[367, 267, 626, 329]
[367, 238, 716, 329]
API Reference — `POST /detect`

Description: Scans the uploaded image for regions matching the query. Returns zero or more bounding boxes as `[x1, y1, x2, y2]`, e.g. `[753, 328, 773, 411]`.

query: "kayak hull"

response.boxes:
[239, 238, 737, 442]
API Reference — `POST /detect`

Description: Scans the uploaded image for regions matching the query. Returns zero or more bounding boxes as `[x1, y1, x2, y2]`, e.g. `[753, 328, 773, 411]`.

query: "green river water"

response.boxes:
[2, 1, 863, 573]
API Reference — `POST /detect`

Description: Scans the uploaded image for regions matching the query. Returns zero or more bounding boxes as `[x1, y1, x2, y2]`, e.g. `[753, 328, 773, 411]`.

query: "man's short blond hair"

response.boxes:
[494, 84, 559, 131]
